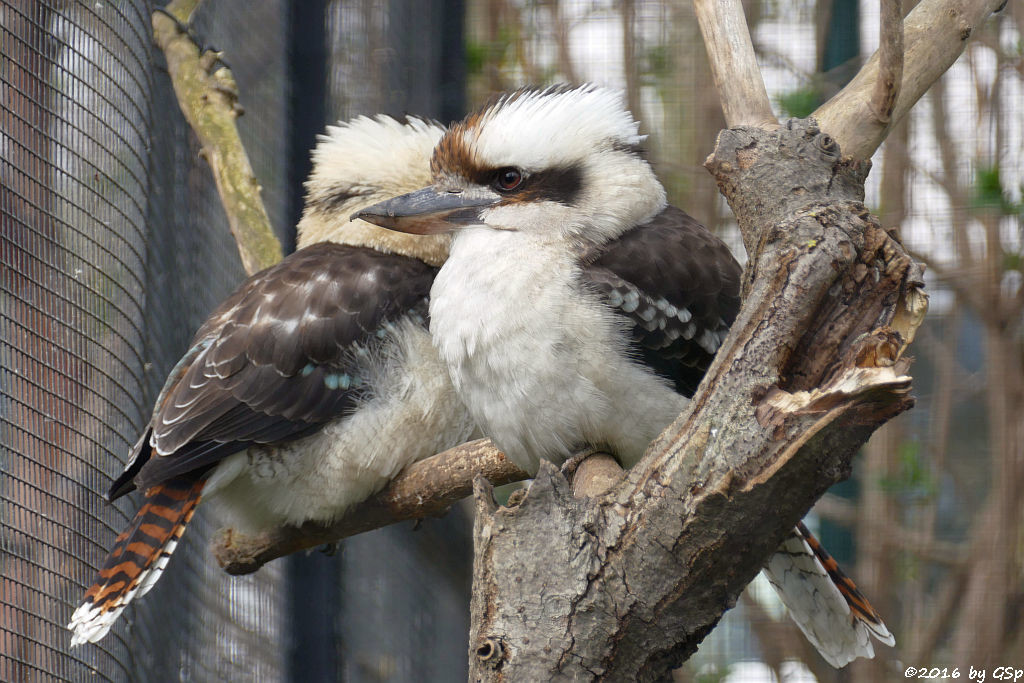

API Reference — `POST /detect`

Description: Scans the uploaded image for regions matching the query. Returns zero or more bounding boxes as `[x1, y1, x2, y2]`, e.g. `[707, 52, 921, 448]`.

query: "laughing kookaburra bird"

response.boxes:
[68, 115, 476, 646]
[358, 85, 895, 668]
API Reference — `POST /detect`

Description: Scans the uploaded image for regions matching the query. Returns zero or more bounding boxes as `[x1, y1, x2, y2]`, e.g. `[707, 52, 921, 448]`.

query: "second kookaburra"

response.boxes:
[359, 84, 895, 668]
[68, 115, 475, 645]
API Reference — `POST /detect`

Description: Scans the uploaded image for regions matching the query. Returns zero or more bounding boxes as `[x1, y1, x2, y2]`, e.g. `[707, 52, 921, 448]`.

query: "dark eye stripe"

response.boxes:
[523, 165, 582, 205]
[483, 164, 582, 206]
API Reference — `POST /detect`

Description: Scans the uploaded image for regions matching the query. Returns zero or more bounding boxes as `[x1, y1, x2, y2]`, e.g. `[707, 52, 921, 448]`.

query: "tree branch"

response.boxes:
[691, 0, 777, 129]
[212, 439, 528, 574]
[212, 441, 624, 574]
[870, 0, 905, 123]
[153, 1, 283, 275]
[815, 0, 1006, 160]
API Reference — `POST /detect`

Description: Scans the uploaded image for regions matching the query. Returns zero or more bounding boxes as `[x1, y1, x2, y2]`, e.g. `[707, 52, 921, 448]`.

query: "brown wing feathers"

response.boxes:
[114, 243, 435, 494]
[72, 243, 436, 645]
[582, 205, 742, 396]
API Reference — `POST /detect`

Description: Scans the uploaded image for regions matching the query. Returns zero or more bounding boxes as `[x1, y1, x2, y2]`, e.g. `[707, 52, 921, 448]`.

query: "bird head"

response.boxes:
[297, 115, 450, 265]
[357, 85, 667, 247]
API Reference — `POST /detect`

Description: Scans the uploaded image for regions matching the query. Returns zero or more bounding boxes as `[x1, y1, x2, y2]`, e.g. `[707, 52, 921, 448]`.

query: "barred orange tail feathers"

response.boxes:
[69, 476, 204, 646]
[763, 522, 895, 668]
[793, 521, 894, 645]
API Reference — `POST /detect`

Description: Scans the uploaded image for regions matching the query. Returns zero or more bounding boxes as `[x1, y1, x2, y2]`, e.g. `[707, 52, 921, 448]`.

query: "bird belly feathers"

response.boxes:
[430, 228, 686, 475]
[205, 318, 476, 531]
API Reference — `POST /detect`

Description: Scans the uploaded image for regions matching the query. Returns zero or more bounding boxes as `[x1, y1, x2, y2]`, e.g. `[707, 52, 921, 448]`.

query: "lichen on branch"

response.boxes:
[153, 1, 282, 275]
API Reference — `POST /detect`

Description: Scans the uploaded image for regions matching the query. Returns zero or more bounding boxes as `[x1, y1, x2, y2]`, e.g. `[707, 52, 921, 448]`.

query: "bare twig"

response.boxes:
[163, 0, 202, 22]
[213, 440, 528, 574]
[500, 0, 542, 85]
[691, 0, 777, 129]
[815, 0, 1006, 160]
[546, 0, 579, 83]
[153, 2, 283, 275]
[906, 561, 969, 662]
[621, 0, 644, 126]
[870, 0, 905, 123]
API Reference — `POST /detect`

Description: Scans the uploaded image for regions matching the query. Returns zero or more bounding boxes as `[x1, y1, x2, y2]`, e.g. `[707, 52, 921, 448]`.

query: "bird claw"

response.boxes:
[505, 487, 528, 508]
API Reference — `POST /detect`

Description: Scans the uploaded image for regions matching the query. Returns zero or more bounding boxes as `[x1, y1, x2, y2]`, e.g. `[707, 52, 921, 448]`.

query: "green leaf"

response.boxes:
[645, 44, 671, 78]
[465, 41, 489, 76]
[879, 440, 938, 499]
[970, 165, 1022, 215]
[776, 87, 821, 119]
[972, 165, 1005, 209]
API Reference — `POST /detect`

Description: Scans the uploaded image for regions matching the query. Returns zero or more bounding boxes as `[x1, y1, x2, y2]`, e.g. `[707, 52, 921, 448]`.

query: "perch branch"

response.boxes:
[153, 1, 283, 275]
[815, 0, 1006, 160]
[213, 440, 528, 574]
[692, 0, 777, 129]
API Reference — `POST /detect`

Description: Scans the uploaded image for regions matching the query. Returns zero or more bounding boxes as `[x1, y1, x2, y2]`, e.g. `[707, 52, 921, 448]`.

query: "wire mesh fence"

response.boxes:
[2, 0, 1021, 681]
[3, 1, 285, 680]
[2, 1, 468, 680]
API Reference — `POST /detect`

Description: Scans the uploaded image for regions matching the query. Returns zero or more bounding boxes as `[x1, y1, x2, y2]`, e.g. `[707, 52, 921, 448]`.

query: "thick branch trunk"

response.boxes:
[467, 120, 925, 681]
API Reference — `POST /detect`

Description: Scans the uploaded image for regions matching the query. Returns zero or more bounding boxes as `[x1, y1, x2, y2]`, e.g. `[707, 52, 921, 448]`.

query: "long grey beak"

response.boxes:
[354, 186, 501, 235]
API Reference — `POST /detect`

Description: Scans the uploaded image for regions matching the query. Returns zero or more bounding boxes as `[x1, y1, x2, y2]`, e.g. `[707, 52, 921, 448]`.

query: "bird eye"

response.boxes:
[495, 167, 523, 192]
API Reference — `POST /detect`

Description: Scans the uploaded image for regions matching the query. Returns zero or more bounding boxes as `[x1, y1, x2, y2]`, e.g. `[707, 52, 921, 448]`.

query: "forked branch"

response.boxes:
[815, 0, 1007, 159]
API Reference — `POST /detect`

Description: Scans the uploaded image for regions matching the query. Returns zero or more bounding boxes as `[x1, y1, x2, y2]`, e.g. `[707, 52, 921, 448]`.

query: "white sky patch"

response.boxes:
[710, 659, 819, 683]
[569, 6, 627, 87]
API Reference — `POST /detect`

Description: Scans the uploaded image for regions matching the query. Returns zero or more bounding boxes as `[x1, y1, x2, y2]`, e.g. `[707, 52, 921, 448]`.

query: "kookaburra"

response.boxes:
[68, 115, 476, 645]
[359, 84, 895, 668]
